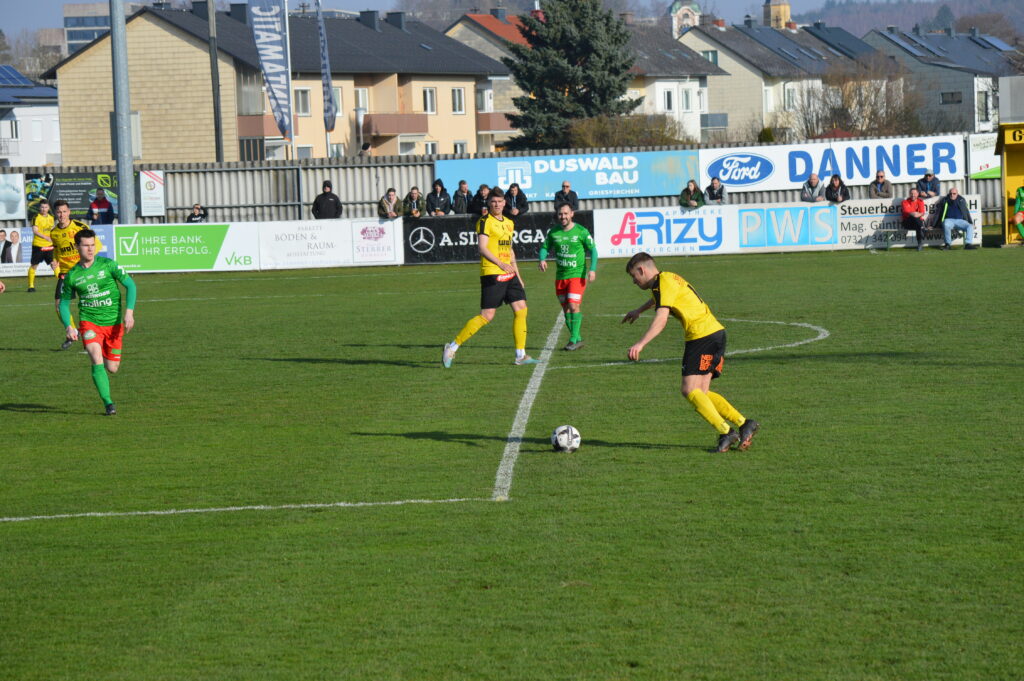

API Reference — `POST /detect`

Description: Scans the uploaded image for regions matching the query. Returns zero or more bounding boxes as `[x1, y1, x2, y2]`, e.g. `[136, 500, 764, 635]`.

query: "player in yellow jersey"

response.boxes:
[442, 187, 538, 367]
[50, 199, 101, 350]
[27, 199, 58, 292]
[622, 252, 759, 452]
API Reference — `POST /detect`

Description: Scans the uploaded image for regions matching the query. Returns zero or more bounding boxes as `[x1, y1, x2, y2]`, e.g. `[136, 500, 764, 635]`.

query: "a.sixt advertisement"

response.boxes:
[699, 134, 965, 192]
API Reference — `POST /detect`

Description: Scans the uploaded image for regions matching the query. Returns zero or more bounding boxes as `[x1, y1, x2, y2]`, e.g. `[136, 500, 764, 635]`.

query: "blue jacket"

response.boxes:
[916, 176, 940, 195]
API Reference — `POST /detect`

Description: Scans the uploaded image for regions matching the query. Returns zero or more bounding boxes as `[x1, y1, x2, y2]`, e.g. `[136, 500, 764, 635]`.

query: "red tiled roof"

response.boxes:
[465, 14, 530, 46]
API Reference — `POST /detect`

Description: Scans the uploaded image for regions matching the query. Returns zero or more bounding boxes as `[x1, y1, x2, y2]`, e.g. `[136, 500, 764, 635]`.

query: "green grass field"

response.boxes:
[1, 246, 1022, 680]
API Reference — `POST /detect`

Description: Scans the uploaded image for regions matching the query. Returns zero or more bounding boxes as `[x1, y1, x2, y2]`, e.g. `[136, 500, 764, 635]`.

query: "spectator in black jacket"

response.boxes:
[426, 179, 452, 216]
[553, 181, 579, 211]
[825, 174, 850, 203]
[504, 182, 529, 218]
[452, 180, 472, 214]
[311, 180, 343, 219]
[185, 203, 207, 223]
[469, 184, 491, 216]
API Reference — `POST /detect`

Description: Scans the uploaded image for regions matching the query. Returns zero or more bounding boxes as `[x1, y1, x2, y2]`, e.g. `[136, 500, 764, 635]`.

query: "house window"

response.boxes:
[977, 90, 990, 122]
[452, 87, 465, 114]
[424, 141, 438, 155]
[329, 143, 345, 158]
[239, 137, 265, 161]
[2, 119, 20, 139]
[332, 87, 343, 114]
[698, 88, 707, 113]
[423, 87, 437, 114]
[399, 140, 417, 155]
[476, 88, 493, 113]
[454, 141, 467, 154]
[784, 87, 797, 112]
[354, 87, 369, 110]
[662, 89, 674, 112]
[294, 88, 311, 116]
[940, 91, 963, 105]
[296, 145, 314, 159]
[236, 69, 264, 115]
[681, 89, 692, 112]
[701, 50, 718, 65]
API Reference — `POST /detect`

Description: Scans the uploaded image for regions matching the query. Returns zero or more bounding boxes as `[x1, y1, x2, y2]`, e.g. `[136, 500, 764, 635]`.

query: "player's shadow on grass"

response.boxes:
[353, 430, 692, 451]
[251, 356, 428, 368]
[0, 403, 63, 414]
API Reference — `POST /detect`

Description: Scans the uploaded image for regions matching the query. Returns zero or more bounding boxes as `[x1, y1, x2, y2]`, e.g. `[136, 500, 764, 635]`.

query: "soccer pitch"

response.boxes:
[2, 248, 1021, 680]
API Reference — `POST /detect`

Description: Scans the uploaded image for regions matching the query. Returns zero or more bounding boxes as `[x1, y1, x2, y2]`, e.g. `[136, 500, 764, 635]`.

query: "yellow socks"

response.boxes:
[687, 390, 731, 435]
[454, 315, 489, 346]
[512, 307, 528, 350]
[707, 391, 745, 427]
[28, 268, 36, 289]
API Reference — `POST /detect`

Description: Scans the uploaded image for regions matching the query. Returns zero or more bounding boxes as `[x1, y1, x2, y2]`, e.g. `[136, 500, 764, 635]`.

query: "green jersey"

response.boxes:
[60, 256, 136, 326]
[539, 224, 597, 279]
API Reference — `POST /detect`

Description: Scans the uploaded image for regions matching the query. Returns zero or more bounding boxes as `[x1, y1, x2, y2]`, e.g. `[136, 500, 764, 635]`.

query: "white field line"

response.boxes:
[0, 497, 489, 524]
[0, 289, 471, 308]
[491, 313, 564, 501]
[551, 317, 830, 371]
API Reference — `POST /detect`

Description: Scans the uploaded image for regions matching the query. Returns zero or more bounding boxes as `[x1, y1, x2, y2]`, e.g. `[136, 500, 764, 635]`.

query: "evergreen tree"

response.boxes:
[502, 0, 640, 150]
[0, 30, 13, 65]
[934, 4, 955, 30]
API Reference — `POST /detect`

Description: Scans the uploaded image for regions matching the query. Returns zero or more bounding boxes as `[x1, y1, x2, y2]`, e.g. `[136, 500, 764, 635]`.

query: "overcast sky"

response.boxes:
[1, 0, 831, 42]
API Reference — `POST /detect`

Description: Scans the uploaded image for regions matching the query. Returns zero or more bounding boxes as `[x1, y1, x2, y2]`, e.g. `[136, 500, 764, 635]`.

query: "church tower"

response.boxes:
[763, 0, 791, 29]
[669, 1, 702, 39]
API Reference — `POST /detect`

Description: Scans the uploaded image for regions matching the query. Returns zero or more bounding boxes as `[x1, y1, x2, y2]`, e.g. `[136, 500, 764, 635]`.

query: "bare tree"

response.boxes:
[954, 12, 1019, 44]
[567, 113, 696, 147]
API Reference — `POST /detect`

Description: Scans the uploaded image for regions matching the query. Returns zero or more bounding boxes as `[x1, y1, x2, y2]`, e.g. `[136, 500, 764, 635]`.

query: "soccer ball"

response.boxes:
[551, 425, 581, 453]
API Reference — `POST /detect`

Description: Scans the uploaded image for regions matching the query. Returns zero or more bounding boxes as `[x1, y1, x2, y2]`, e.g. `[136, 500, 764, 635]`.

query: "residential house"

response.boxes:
[0, 66, 60, 167]
[446, 8, 727, 144]
[43, 2, 510, 164]
[863, 25, 1021, 133]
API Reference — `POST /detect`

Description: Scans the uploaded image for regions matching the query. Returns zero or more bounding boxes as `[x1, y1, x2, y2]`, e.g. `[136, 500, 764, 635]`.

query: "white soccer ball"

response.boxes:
[551, 425, 581, 453]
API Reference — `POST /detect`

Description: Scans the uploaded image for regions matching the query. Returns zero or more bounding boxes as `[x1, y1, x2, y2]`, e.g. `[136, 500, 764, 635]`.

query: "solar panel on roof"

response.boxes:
[980, 35, 1013, 51]
[0, 65, 33, 86]
[778, 46, 800, 61]
[884, 32, 927, 57]
[826, 46, 844, 57]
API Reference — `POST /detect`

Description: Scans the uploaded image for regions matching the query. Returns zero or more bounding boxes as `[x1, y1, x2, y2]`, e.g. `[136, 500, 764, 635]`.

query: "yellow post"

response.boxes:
[996, 123, 1024, 246]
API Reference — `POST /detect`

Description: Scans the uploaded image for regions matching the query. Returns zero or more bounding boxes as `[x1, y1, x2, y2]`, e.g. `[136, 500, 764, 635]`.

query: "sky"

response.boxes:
[0, 0, 832, 42]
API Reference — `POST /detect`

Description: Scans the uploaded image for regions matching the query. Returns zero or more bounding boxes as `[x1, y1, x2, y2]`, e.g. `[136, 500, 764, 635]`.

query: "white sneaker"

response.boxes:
[442, 342, 456, 368]
[514, 355, 539, 366]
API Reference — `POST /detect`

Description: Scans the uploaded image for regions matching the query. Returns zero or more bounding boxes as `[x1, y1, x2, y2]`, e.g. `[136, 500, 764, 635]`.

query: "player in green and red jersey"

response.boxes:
[58, 229, 137, 415]
[538, 202, 598, 351]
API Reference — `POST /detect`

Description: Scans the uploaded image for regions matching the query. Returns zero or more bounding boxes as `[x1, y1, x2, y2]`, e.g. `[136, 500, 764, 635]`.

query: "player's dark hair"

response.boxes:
[555, 201, 572, 213]
[52, 199, 69, 210]
[489, 187, 504, 199]
[74, 229, 97, 245]
[39, 199, 49, 205]
[626, 252, 655, 273]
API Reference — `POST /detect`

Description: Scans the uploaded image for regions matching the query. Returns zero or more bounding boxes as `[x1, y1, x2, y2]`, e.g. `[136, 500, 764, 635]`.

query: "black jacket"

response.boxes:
[825, 183, 850, 203]
[469, 191, 490, 215]
[553, 189, 579, 211]
[426, 190, 452, 215]
[452, 190, 471, 214]
[185, 209, 207, 223]
[503, 191, 529, 217]
[311, 191, 343, 219]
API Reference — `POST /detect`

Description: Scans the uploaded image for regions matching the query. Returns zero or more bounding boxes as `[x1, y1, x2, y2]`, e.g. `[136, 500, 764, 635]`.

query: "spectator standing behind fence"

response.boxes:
[452, 180, 471, 214]
[679, 180, 704, 210]
[825, 174, 850, 203]
[504, 183, 528, 218]
[869, 170, 893, 199]
[426, 179, 452, 216]
[901, 187, 928, 251]
[801, 173, 826, 202]
[402, 187, 426, 218]
[311, 180, 343, 219]
[185, 203, 207, 223]
[916, 170, 940, 198]
[469, 184, 491, 215]
[377, 188, 400, 219]
[554, 181, 579, 211]
[933, 187, 977, 250]
[90, 188, 115, 225]
[704, 177, 727, 205]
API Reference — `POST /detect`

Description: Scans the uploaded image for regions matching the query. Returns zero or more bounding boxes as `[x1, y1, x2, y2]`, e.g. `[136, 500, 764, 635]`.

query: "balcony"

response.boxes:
[362, 113, 428, 137]
[237, 114, 299, 138]
[476, 112, 515, 133]
[0, 138, 19, 156]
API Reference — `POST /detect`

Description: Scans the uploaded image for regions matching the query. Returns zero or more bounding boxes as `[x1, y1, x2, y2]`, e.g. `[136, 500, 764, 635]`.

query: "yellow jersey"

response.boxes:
[32, 213, 55, 248]
[50, 220, 101, 275]
[476, 212, 514, 276]
[651, 271, 724, 341]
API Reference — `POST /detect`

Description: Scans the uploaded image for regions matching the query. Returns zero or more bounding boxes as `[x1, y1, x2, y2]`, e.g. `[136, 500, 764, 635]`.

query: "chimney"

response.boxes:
[970, 27, 979, 38]
[229, 2, 247, 24]
[359, 10, 380, 31]
[713, 18, 726, 28]
[620, 12, 634, 25]
[886, 25, 897, 34]
[814, 21, 825, 29]
[944, 26, 954, 37]
[530, 0, 545, 23]
[912, 24, 921, 36]
[385, 11, 407, 31]
[785, 21, 797, 30]
[192, 0, 208, 19]
[490, 7, 507, 22]
[151, 1, 167, 9]
[744, 15, 754, 28]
